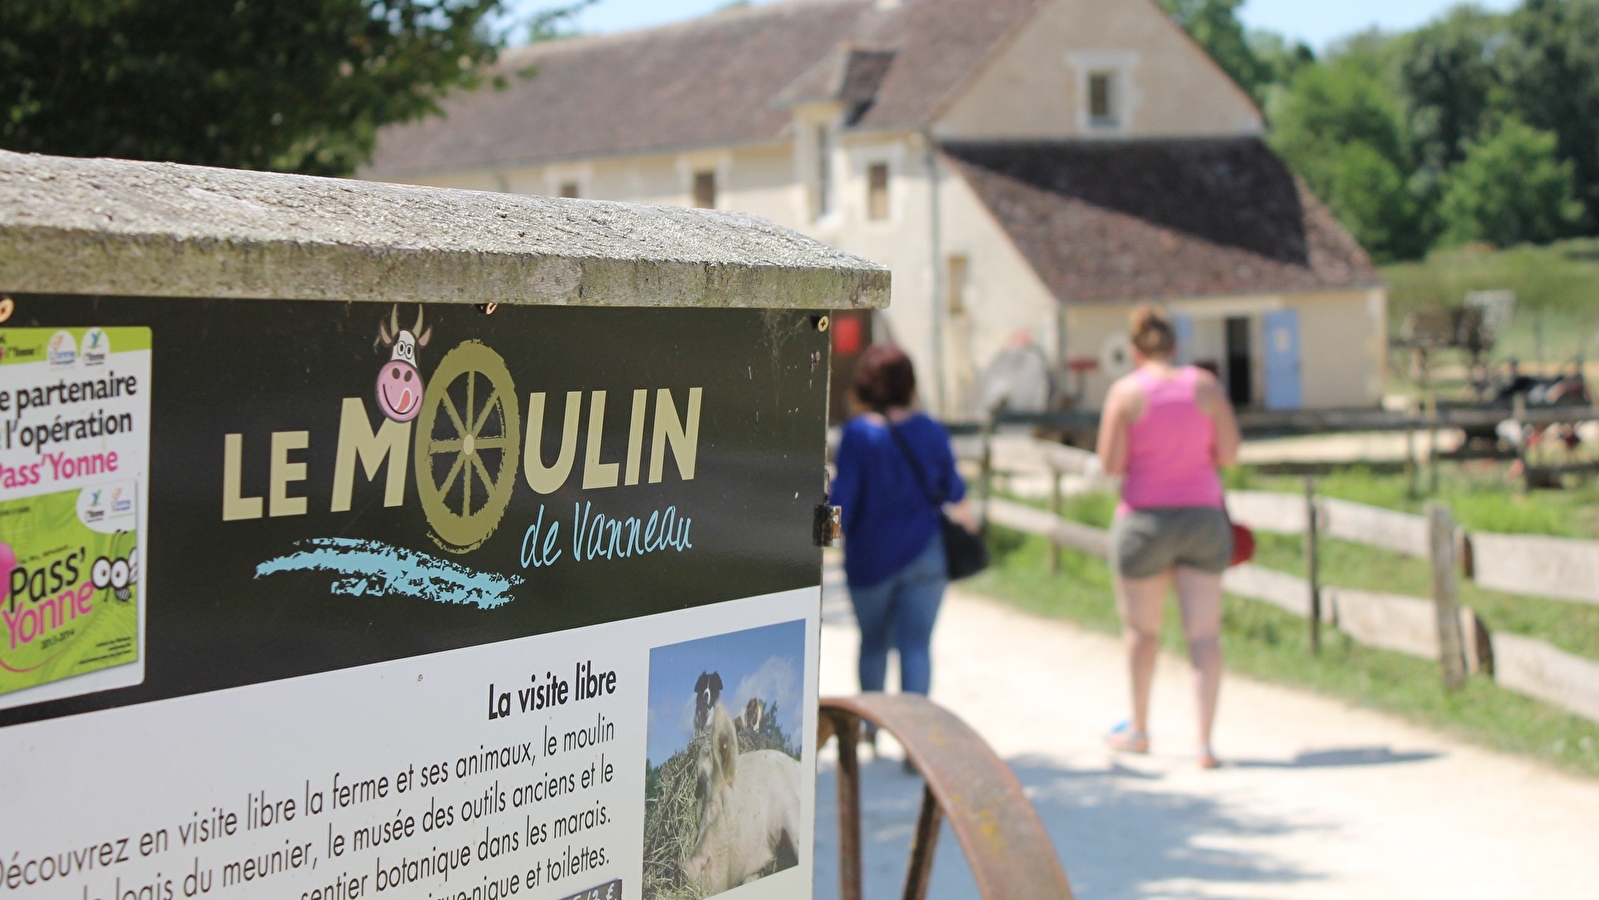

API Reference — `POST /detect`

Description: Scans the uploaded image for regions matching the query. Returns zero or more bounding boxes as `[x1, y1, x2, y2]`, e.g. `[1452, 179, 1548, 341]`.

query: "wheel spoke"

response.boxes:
[460, 455, 474, 517]
[442, 392, 468, 439]
[472, 456, 495, 496]
[474, 437, 509, 450]
[439, 454, 466, 498]
[430, 439, 463, 456]
[472, 390, 502, 436]
[466, 371, 476, 438]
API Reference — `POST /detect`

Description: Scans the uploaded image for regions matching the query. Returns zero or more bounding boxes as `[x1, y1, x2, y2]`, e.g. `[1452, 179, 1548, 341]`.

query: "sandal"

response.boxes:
[1106, 721, 1150, 755]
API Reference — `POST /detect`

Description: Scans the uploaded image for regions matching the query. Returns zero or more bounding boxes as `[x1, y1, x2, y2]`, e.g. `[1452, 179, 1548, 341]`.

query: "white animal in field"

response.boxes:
[683, 703, 801, 894]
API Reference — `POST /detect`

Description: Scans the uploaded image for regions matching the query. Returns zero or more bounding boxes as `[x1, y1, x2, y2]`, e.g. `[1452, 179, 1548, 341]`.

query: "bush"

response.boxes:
[1439, 118, 1587, 248]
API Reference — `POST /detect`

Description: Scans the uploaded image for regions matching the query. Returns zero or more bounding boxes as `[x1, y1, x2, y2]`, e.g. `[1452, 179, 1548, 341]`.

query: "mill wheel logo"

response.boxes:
[414, 341, 522, 552]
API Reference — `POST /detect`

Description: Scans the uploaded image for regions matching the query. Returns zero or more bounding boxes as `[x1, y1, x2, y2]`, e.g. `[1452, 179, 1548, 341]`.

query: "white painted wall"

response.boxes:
[1065, 288, 1388, 410]
[936, 0, 1264, 141]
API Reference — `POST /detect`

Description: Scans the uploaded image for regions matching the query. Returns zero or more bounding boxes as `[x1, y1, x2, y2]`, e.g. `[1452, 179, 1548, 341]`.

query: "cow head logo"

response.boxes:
[376, 306, 432, 422]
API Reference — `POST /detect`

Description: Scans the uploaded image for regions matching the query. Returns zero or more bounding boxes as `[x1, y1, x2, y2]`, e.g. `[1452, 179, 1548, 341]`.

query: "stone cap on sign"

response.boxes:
[0, 150, 889, 310]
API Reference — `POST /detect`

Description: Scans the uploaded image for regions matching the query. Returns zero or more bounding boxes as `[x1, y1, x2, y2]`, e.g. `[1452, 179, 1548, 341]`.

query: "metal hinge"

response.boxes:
[814, 504, 842, 547]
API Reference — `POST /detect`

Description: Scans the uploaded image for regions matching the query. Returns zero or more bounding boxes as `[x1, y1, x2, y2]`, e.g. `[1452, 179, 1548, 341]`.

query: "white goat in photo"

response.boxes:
[683, 702, 801, 895]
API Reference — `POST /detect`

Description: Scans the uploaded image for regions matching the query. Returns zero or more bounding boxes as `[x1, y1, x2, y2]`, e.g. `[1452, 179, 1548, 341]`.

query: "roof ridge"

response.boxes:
[499, 0, 867, 67]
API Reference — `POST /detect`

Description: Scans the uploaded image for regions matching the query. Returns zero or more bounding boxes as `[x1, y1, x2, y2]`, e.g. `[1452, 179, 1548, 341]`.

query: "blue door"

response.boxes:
[1263, 309, 1302, 410]
[1171, 313, 1194, 366]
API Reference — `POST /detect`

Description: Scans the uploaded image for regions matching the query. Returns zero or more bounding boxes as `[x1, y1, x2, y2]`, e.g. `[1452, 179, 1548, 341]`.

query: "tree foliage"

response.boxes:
[0, 0, 587, 176]
[1500, 0, 1599, 216]
[1398, 5, 1507, 177]
[1165, 0, 1599, 259]
[1439, 117, 1585, 247]
[1157, 0, 1275, 101]
[1270, 54, 1426, 261]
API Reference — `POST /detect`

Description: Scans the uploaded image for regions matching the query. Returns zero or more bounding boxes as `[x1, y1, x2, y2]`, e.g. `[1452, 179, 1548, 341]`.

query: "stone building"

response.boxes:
[365, 0, 1385, 417]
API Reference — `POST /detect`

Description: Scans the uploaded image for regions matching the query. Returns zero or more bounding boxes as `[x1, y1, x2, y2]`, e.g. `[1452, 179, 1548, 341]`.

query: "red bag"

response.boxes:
[1229, 521, 1255, 567]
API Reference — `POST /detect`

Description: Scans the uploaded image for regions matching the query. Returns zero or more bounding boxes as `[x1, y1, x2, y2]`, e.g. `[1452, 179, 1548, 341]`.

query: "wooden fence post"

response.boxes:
[1049, 469, 1062, 576]
[1405, 425, 1418, 498]
[1426, 394, 1440, 495]
[1512, 393, 1529, 493]
[1427, 502, 1468, 691]
[1304, 477, 1321, 655]
[979, 419, 994, 523]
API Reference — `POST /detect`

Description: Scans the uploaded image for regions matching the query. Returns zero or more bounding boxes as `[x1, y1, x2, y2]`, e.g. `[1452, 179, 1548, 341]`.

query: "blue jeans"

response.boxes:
[848, 535, 947, 696]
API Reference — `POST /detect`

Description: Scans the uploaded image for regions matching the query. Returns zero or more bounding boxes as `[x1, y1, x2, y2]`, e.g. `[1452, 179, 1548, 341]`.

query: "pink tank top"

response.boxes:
[1118, 366, 1224, 513]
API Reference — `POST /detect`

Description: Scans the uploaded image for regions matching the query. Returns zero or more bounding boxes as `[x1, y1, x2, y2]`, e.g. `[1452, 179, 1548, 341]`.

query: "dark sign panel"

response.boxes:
[0, 296, 829, 900]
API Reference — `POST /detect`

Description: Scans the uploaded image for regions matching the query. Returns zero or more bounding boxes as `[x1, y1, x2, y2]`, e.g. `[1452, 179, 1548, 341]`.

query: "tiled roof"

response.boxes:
[364, 0, 1044, 178]
[943, 139, 1382, 304]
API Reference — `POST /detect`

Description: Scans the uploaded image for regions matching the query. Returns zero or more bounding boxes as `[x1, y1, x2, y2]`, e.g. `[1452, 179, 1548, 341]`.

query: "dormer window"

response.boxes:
[1067, 51, 1137, 134]
[1088, 71, 1118, 128]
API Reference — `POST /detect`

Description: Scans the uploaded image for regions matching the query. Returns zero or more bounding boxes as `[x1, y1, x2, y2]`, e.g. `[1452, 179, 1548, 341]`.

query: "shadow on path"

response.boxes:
[815, 753, 1324, 900]
[1228, 746, 1442, 769]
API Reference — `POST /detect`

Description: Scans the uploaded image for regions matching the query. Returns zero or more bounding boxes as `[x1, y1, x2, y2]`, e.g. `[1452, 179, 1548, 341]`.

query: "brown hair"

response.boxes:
[853, 343, 917, 412]
[1129, 304, 1177, 358]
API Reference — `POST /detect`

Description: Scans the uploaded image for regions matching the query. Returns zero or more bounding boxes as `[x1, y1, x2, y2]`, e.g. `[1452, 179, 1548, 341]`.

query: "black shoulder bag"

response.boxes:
[888, 425, 989, 581]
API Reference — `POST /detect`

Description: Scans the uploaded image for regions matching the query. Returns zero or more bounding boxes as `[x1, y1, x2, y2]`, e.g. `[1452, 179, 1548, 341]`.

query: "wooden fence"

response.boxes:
[974, 440, 1599, 725]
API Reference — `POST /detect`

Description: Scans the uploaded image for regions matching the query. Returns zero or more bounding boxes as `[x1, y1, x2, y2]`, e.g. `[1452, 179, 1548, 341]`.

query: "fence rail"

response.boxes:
[1222, 489, 1599, 606]
[966, 404, 1599, 438]
[975, 439, 1599, 725]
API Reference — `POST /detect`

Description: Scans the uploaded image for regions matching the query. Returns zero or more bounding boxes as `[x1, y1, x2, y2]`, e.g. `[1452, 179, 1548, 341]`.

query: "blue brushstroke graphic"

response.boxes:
[255, 538, 522, 609]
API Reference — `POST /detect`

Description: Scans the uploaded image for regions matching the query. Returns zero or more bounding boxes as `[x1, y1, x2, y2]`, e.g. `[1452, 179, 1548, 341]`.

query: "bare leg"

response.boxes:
[1115, 571, 1172, 739]
[1174, 566, 1224, 763]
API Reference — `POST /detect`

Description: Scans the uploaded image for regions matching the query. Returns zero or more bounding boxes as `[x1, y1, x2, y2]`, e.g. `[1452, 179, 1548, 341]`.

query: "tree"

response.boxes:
[1157, 0, 1272, 101]
[0, 0, 587, 176]
[1270, 52, 1427, 261]
[1327, 141, 1426, 262]
[1500, 0, 1599, 223]
[1438, 117, 1585, 247]
[1397, 5, 1510, 177]
[1248, 30, 1316, 91]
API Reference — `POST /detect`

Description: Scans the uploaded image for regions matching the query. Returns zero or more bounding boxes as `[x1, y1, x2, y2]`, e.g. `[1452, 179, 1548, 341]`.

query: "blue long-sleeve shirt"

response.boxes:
[833, 412, 966, 589]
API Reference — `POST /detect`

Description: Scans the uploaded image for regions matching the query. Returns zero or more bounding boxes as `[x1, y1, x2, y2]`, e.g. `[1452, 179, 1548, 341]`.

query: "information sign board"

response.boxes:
[0, 295, 830, 900]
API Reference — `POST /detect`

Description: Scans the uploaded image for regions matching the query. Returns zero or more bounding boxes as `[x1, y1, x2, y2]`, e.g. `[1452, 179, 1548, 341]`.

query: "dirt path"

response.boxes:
[813, 569, 1599, 899]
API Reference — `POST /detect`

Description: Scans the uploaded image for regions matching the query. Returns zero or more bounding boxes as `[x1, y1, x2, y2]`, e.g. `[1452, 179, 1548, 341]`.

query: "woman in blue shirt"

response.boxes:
[832, 344, 970, 702]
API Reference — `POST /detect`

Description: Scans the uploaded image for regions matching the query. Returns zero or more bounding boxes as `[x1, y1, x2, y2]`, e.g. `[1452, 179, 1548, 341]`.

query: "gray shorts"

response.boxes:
[1110, 507, 1233, 579]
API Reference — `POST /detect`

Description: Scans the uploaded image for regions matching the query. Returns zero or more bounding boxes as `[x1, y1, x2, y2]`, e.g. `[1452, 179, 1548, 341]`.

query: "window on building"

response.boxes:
[1088, 71, 1118, 128]
[559, 181, 580, 199]
[693, 171, 717, 209]
[867, 163, 890, 221]
[813, 124, 833, 220]
[946, 254, 969, 315]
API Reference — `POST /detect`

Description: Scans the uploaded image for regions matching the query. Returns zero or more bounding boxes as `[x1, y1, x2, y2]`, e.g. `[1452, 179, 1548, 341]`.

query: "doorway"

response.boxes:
[1225, 316, 1253, 407]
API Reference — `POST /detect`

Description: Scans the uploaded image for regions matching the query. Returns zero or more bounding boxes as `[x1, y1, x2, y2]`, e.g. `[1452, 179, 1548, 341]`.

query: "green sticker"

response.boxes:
[0, 487, 140, 695]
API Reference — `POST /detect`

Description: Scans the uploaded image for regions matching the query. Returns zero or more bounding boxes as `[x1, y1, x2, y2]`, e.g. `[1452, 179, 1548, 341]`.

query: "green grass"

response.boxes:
[1383, 237, 1599, 320]
[1023, 469, 1599, 664]
[973, 527, 1599, 778]
[1249, 531, 1599, 661]
[1240, 465, 1599, 539]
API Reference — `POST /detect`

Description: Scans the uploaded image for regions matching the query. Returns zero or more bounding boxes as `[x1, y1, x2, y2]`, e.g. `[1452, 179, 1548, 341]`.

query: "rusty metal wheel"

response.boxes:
[818, 694, 1075, 900]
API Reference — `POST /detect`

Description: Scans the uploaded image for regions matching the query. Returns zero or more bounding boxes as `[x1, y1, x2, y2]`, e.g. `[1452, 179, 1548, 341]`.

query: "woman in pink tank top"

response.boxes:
[1096, 306, 1241, 768]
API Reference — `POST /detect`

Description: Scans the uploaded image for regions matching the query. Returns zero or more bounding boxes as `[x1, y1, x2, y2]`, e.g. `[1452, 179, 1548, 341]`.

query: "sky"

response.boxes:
[644, 619, 806, 766]
[522, 0, 1521, 50]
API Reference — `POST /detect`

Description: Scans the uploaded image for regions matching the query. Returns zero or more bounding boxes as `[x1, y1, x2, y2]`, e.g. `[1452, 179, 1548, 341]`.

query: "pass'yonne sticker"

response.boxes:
[0, 326, 150, 706]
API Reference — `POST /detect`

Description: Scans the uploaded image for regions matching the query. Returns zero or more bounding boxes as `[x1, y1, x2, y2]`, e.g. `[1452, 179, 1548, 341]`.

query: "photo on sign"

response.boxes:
[643, 620, 805, 899]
